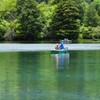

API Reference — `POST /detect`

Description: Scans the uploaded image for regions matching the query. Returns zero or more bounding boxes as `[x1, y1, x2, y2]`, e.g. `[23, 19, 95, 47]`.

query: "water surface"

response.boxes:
[0, 43, 100, 52]
[0, 50, 100, 100]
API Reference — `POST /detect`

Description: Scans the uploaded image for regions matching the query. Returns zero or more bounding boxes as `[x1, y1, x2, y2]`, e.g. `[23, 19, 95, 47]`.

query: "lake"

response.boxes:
[0, 50, 100, 100]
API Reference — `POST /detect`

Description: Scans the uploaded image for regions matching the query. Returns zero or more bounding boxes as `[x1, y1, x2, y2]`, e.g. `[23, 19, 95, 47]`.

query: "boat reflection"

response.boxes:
[52, 53, 69, 69]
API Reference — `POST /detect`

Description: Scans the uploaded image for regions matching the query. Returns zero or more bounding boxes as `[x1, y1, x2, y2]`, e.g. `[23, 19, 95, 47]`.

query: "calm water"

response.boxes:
[0, 50, 100, 100]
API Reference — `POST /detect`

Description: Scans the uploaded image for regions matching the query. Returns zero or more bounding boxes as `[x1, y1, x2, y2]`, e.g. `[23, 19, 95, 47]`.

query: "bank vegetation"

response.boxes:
[0, 0, 100, 41]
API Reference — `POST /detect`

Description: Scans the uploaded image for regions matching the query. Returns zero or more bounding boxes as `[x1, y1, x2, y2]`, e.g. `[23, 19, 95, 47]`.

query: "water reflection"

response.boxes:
[51, 53, 69, 69]
[0, 52, 19, 100]
[17, 52, 43, 100]
[0, 51, 100, 100]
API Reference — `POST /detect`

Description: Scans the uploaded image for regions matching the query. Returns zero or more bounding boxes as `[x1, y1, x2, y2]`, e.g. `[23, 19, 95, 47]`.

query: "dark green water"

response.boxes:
[0, 50, 100, 100]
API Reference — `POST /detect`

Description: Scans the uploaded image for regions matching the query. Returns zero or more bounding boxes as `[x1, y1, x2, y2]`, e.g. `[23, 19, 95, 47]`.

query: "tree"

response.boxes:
[0, 0, 16, 21]
[37, 1, 56, 38]
[49, 0, 81, 40]
[16, 0, 25, 16]
[84, 3, 100, 27]
[49, 0, 66, 5]
[93, 0, 100, 16]
[16, 0, 43, 40]
[0, 0, 16, 40]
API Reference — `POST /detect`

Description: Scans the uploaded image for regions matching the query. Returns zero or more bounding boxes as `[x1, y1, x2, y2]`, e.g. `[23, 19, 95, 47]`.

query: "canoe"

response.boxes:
[60, 40, 72, 43]
[51, 49, 68, 54]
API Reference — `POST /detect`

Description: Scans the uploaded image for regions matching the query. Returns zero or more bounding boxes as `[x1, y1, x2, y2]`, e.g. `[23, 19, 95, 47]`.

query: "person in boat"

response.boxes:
[55, 44, 60, 50]
[65, 38, 69, 41]
[60, 42, 65, 49]
[64, 38, 70, 43]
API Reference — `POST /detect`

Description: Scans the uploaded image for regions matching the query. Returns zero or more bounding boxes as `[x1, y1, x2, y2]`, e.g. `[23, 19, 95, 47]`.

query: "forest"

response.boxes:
[0, 0, 100, 41]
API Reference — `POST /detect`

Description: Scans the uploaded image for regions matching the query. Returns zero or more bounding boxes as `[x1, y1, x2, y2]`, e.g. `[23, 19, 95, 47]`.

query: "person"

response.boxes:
[60, 42, 65, 49]
[55, 44, 60, 50]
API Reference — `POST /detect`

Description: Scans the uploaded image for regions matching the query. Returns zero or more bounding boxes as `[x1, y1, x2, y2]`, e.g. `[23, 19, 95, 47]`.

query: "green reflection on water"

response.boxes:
[0, 50, 100, 100]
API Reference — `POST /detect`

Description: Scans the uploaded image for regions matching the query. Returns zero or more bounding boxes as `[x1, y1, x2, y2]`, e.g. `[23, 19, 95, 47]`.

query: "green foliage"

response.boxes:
[93, 0, 100, 16]
[49, 0, 81, 40]
[80, 26, 92, 39]
[80, 25, 100, 39]
[3, 20, 17, 40]
[3, 27, 15, 41]
[84, 3, 100, 27]
[16, 0, 25, 16]
[0, 0, 16, 40]
[37, 1, 57, 38]
[0, 0, 16, 21]
[92, 26, 100, 38]
[0, 0, 100, 41]
[16, 0, 43, 40]
[0, 20, 9, 39]
[49, 0, 66, 4]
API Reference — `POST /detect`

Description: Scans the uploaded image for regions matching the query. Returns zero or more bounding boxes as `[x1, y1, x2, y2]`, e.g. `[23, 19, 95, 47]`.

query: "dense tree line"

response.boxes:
[15, 0, 43, 40]
[0, 0, 100, 41]
[49, 0, 81, 40]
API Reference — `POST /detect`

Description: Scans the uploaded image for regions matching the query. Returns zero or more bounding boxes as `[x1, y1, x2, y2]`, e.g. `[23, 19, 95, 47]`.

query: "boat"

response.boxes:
[51, 49, 69, 54]
[60, 39, 72, 44]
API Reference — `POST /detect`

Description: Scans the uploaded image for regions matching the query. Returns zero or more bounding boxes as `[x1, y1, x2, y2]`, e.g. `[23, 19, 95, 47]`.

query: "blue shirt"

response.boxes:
[60, 44, 64, 49]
